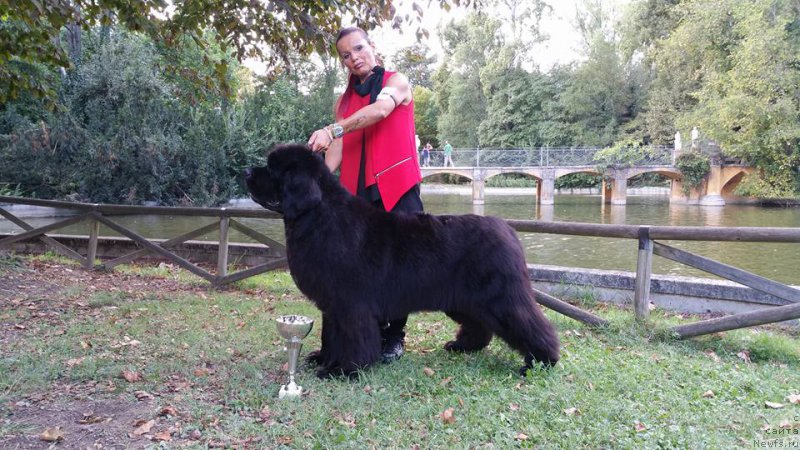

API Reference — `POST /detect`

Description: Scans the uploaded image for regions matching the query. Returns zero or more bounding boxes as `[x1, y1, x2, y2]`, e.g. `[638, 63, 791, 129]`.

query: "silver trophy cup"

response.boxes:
[275, 315, 314, 399]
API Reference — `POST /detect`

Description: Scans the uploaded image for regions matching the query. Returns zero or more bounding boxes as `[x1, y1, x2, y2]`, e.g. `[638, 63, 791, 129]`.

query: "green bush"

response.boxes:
[0, 28, 336, 206]
[593, 139, 658, 169]
[675, 151, 711, 196]
[486, 174, 538, 188]
[554, 173, 600, 189]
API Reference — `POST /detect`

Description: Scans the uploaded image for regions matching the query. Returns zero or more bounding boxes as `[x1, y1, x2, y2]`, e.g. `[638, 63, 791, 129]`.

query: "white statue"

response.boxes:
[674, 131, 682, 151]
[691, 127, 699, 148]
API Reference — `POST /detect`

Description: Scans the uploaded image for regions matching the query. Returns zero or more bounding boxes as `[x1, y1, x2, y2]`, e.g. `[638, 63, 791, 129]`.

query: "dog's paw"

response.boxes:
[315, 364, 360, 380]
[315, 366, 334, 379]
[444, 340, 470, 352]
[305, 349, 324, 366]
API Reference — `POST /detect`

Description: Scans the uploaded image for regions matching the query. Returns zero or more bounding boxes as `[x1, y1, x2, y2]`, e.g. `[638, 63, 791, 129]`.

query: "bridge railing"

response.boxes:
[423, 146, 674, 168]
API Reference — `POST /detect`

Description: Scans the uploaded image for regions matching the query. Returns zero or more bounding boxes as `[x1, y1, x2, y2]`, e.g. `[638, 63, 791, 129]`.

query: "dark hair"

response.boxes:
[336, 27, 369, 44]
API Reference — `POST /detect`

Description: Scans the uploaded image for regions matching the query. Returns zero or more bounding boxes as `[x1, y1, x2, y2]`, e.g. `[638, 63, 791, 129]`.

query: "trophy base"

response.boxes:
[278, 382, 303, 399]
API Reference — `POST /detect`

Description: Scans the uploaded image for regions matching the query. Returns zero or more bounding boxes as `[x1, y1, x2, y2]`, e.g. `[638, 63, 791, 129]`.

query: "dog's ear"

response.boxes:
[282, 170, 322, 219]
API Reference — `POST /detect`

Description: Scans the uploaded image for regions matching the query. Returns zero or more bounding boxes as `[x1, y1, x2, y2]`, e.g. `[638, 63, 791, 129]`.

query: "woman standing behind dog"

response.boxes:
[307, 27, 423, 364]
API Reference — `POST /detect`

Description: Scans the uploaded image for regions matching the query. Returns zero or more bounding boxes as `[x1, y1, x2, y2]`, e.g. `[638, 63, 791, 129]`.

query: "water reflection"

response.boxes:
[537, 204, 553, 222]
[2, 193, 799, 284]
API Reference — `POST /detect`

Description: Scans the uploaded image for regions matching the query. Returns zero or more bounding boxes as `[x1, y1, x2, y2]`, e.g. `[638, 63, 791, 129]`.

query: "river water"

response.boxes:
[2, 191, 799, 284]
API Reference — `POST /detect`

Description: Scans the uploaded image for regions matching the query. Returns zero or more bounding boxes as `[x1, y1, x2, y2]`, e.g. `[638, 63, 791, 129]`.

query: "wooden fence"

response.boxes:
[0, 196, 285, 286]
[2, 195, 800, 339]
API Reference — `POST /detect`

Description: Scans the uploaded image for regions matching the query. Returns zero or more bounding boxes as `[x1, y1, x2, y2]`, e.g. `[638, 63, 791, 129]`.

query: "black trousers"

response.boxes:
[359, 184, 423, 342]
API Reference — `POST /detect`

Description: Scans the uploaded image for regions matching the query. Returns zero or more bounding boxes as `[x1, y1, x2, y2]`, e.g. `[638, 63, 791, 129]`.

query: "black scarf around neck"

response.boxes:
[353, 66, 385, 104]
[352, 66, 385, 203]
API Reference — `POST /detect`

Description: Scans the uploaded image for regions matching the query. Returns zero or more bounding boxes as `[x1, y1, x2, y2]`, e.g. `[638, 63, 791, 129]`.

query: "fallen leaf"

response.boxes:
[259, 406, 273, 423]
[510, 403, 520, 411]
[121, 370, 141, 383]
[193, 368, 210, 377]
[737, 351, 751, 363]
[80, 341, 92, 349]
[153, 430, 172, 441]
[40, 427, 64, 442]
[79, 413, 107, 424]
[564, 407, 580, 416]
[634, 421, 647, 432]
[132, 419, 155, 436]
[703, 390, 715, 398]
[363, 385, 372, 394]
[66, 357, 85, 367]
[458, 398, 465, 407]
[440, 408, 456, 424]
[766, 401, 785, 409]
[134, 390, 154, 401]
[787, 394, 800, 404]
[277, 436, 293, 445]
[515, 433, 529, 441]
[423, 367, 435, 377]
[189, 429, 202, 440]
[704, 350, 721, 362]
[159, 406, 178, 417]
[14, 324, 26, 330]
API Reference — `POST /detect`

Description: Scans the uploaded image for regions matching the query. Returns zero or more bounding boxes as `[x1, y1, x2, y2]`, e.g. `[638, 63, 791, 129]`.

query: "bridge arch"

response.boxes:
[720, 169, 750, 198]
[420, 168, 474, 181]
[624, 167, 682, 181]
[484, 170, 542, 182]
[555, 168, 603, 178]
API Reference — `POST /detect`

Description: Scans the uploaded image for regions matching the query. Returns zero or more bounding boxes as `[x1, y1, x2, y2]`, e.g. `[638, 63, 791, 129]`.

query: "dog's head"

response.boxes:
[245, 145, 326, 219]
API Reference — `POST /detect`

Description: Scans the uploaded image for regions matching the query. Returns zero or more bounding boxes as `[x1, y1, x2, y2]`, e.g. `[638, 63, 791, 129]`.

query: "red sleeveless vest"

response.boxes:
[338, 71, 421, 211]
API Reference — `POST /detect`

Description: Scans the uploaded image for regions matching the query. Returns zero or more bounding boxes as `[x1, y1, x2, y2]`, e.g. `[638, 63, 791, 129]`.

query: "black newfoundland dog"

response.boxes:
[245, 145, 559, 378]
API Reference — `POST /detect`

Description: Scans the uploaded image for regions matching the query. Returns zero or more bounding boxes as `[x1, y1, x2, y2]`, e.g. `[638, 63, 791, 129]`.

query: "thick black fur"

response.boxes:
[245, 144, 560, 378]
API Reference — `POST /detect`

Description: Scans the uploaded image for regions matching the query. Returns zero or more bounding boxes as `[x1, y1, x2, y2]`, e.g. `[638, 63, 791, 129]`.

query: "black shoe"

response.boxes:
[381, 338, 404, 363]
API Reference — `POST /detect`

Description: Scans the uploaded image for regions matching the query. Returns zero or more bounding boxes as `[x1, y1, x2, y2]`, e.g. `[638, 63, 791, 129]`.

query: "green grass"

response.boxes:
[0, 252, 26, 275]
[2, 262, 800, 448]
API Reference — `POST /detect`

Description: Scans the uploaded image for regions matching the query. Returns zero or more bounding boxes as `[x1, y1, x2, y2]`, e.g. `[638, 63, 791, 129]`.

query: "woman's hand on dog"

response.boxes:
[308, 127, 333, 152]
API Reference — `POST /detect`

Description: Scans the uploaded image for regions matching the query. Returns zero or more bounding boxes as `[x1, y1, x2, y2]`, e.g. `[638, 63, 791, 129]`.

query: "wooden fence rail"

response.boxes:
[0, 195, 285, 286]
[2, 195, 800, 339]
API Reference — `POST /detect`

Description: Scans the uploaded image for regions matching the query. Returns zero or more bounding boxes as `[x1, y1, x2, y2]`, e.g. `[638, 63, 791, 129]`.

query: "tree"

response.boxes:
[435, 13, 503, 147]
[413, 86, 439, 147]
[392, 44, 437, 89]
[674, 0, 800, 198]
[0, 28, 340, 205]
[479, 68, 544, 147]
[0, 0, 468, 103]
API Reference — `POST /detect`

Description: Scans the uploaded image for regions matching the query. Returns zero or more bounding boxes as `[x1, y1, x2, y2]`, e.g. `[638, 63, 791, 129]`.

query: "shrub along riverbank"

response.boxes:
[1, 253, 799, 448]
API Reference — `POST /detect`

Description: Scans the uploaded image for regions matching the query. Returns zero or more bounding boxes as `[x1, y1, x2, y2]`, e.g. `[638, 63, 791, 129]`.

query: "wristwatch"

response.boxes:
[330, 123, 344, 139]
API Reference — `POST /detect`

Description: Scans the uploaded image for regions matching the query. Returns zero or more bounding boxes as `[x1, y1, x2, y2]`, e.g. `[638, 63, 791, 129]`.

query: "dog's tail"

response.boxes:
[489, 281, 560, 370]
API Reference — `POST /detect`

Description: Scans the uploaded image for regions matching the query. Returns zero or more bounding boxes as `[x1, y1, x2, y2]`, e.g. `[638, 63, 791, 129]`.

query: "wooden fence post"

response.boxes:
[217, 215, 230, 280]
[86, 213, 100, 270]
[634, 227, 653, 321]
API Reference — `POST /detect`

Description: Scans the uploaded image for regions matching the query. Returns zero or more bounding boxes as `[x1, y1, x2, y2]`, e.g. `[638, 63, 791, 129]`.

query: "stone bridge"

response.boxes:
[422, 147, 753, 206]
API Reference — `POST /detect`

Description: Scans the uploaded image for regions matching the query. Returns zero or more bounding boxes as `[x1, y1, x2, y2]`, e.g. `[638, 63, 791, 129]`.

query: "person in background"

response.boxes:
[307, 26, 422, 363]
[442, 140, 453, 167]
